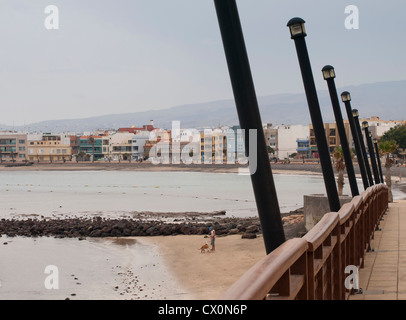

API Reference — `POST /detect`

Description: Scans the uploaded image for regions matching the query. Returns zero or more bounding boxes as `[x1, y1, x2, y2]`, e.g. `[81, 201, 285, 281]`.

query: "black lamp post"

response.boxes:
[341, 92, 369, 190]
[322, 66, 359, 197]
[374, 138, 384, 183]
[214, 0, 285, 254]
[287, 18, 341, 212]
[362, 122, 380, 184]
[353, 110, 374, 186]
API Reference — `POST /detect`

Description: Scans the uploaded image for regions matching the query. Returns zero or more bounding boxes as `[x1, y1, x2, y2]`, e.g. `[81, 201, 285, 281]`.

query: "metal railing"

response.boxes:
[218, 184, 388, 300]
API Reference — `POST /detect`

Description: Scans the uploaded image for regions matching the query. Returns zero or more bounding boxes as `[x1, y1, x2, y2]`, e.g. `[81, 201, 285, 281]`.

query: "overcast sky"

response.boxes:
[0, 0, 405, 126]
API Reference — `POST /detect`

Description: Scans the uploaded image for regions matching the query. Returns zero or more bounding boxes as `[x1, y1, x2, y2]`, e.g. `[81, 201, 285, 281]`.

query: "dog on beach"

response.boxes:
[199, 242, 210, 253]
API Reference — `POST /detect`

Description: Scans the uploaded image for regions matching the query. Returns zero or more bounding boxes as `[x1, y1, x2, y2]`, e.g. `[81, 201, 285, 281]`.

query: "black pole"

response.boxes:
[363, 124, 380, 184]
[214, 0, 285, 254]
[287, 18, 340, 212]
[354, 112, 374, 185]
[323, 66, 359, 197]
[374, 139, 384, 183]
[341, 96, 369, 190]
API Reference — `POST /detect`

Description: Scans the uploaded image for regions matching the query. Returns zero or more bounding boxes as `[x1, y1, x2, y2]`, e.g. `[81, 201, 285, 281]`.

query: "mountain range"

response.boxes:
[1, 80, 405, 133]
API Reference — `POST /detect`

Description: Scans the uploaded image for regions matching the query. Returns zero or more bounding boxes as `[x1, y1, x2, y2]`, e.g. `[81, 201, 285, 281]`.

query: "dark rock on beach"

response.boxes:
[0, 208, 305, 240]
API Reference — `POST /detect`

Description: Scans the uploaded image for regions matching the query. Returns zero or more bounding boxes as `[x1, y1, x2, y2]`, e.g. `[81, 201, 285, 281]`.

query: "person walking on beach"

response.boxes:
[209, 226, 216, 252]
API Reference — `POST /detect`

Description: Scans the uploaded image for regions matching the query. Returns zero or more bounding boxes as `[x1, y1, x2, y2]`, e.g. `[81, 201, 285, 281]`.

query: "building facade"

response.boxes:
[0, 133, 28, 162]
[27, 134, 71, 162]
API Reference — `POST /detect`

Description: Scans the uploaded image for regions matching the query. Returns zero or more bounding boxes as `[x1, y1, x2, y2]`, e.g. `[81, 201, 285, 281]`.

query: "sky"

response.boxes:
[0, 0, 405, 126]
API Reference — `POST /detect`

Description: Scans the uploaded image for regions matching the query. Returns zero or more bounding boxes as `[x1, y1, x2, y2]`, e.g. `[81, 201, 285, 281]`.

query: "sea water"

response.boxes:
[0, 170, 367, 218]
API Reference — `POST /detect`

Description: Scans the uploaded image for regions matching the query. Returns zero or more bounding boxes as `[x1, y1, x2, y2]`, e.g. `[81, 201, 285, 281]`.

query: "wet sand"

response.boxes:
[0, 234, 265, 300]
[0, 236, 189, 300]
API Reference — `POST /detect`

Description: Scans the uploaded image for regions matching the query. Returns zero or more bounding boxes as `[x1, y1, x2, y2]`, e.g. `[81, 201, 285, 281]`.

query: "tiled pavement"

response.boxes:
[349, 200, 406, 300]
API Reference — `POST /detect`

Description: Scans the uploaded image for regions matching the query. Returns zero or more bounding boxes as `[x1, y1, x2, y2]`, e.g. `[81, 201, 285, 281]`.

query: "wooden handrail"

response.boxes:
[219, 184, 389, 300]
[303, 212, 339, 251]
[218, 238, 308, 300]
[338, 202, 355, 225]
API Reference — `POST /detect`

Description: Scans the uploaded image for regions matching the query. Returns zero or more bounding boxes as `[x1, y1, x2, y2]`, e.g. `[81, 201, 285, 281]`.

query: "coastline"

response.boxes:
[0, 161, 324, 176]
[1, 161, 404, 178]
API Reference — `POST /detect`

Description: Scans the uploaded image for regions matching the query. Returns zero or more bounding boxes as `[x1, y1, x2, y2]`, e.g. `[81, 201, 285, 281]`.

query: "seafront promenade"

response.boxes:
[350, 200, 406, 300]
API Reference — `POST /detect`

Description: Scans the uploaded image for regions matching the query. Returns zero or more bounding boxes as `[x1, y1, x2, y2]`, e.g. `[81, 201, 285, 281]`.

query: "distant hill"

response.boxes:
[1, 80, 405, 133]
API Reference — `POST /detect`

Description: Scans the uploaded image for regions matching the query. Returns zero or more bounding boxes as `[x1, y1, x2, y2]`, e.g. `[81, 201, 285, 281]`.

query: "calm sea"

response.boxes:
[0, 170, 373, 219]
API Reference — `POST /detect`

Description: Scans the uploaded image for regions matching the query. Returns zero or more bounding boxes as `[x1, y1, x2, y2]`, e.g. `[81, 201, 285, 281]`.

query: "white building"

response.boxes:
[132, 131, 150, 161]
[274, 124, 309, 159]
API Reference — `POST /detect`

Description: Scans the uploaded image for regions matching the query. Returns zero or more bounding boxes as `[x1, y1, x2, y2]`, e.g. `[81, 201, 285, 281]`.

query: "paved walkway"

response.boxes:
[350, 200, 406, 300]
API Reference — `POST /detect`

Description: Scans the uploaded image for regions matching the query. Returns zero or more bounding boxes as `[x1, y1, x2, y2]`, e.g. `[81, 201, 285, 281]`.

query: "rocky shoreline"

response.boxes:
[0, 208, 305, 241]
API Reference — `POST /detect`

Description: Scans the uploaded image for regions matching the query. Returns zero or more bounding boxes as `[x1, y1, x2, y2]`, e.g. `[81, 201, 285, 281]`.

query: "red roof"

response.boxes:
[118, 125, 155, 133]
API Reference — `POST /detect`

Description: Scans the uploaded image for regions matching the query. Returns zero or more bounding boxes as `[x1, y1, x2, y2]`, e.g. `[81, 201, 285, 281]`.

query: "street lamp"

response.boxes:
[362, 122, 380, 184]
[322, 66, 359, 197]
[287, 18, 341, 212]
[374, 138, 384, 183]
[214, 0, 285, 254]
[287, 17, 307, 39]
[353, 110, 374, 185]
[340, 92, 369, 190]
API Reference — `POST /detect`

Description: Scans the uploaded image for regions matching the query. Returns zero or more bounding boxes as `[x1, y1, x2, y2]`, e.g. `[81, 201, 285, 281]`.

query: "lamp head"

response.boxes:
[322, 65, 336, 80]
[362, 121, 369, 129]
[287, 17, 306, 39]
[341, 91, 351, 102]
[352, 109, 359, 117]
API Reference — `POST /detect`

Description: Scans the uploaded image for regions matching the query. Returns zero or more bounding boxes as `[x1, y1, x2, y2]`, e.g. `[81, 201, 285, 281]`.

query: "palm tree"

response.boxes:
[333, 147, 346, 196]
[379, 140, 398, 202]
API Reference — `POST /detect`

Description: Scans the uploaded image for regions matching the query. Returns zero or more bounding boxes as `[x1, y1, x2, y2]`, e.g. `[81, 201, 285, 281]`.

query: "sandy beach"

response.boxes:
[140, 234, 266, 300]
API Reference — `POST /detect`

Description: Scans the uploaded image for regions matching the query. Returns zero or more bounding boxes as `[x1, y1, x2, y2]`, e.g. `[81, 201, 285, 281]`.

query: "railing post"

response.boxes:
[374, 139, 384, 184]
[287, 18, 340, 212]
[341, 93, 369, 191]
[362, 122, 381, 184]
[322, 66, 359, 197]
[353, 111, 374, 186]
[214, 0, 286, 254]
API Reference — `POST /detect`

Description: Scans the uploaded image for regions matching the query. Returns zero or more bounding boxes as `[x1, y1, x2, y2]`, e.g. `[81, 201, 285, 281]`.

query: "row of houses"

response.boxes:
[0, 116, 404, 163]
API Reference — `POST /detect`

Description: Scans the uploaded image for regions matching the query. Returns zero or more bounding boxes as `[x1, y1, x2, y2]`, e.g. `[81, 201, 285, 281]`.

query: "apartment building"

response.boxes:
[275, 124, 309, 159]
[27, 134, 71, 162]
[358, 116, 405, 139]
[225, 126, 245, 163]
[109, 132, 134, 161]
[263, 125, 278, 155]
[0, 132, 28, 162]
[309, 122, 352, 156]
[132, 131, 150, 161]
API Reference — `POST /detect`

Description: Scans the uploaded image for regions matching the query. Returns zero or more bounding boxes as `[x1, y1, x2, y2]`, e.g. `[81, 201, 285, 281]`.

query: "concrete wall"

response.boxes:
[304, 194, 353, 231]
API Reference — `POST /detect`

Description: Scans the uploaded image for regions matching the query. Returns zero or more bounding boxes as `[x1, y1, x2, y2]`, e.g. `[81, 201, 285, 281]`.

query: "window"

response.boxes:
[19, 139, 25, 144]
[62, 149, 67, 154]
[19, 147, 25, 151]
